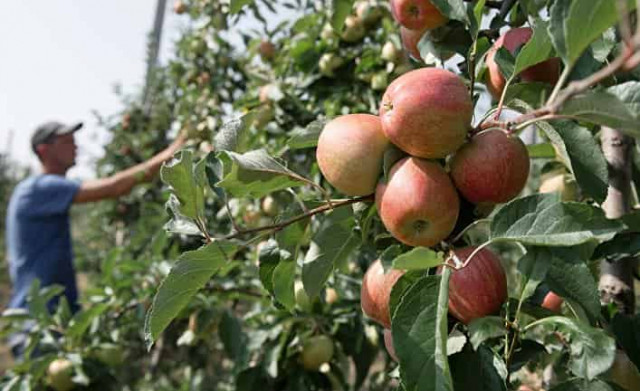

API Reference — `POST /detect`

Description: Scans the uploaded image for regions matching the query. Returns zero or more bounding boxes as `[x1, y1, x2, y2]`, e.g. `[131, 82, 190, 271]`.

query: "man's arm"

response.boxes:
[73, 134, 186, 204]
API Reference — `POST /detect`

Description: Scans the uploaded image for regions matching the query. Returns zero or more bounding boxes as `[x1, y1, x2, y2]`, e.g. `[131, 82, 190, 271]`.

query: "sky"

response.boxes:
[0, 1, 185, 179]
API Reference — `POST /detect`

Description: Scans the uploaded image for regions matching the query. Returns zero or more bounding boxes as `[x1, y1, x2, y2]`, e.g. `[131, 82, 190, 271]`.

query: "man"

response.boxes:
[5, 121, 184, 355]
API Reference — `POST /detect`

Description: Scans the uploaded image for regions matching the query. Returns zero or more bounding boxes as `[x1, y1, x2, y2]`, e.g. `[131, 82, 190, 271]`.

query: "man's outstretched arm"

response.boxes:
[73, 134, 186, 204]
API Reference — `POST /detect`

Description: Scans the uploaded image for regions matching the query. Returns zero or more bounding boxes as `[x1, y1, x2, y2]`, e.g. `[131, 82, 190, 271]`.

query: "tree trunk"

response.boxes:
[599, 127, 636, 315]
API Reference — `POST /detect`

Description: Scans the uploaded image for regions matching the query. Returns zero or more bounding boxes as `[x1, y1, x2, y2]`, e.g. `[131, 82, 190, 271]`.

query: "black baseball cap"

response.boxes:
[31, 121, 83, 152]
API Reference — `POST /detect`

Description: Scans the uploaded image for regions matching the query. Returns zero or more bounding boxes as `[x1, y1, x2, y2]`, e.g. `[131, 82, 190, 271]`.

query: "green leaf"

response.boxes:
[144, 240, 238, 348]
[66, 304, 108, 339]
[449, 345, 507, 391]
[392, 247, 444, 270]
[468, 316, 507, 351]
[331, 0, 354, 31]
[219, 309, 248, 363]
[527, 143, 556, 159]
[548, 0, 570, 64]
[258, 240, 280, 296]
[216, 149, 319, 198]
[272, 258, 296, 310]
[513, 19, 554, 76]
[504, 82, 552, 108]
[490, 194, 624, 246]
[214, 112, 257, 153]
[393, 272, 453, 391]
[389, 271, 424, 321]
[558, 92, 640, 138]
[553, 121, 608, 204]
[493, 46, 516, 80]
[607, 81, 640, 115]
[431, 0, 470, 24]
[525, 316, 616, 380]
[302, 207, 359, 298]
[593, 233, 640, 262]
[230, 0, 254, 14]
[161, 150, 205, 221]
[380, 244, 403, 272]
[286, 120, 326, 150]
[517, 248, 550, 303]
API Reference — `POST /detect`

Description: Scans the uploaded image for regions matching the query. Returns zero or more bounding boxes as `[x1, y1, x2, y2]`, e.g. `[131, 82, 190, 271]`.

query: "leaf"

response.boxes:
[219, 310, 247, 364]
[558, 92, 640, 138]
[216, 149, 319, 198]
[549, 378, 627, 391]
[161, 150, 205, 221]
[548, 0, 570, 64]
[490, 194, 624, 246]
[272, 258, 296, 310]
[449, 345, 507, 391]
[393, 271, 453, 391]
[607, 81, 640, 115]
[213, 112, 257, 153]
[527, 143, 556, 159]
[513, 19, 554, 76]
[380, 245, 403, 272]
[431, 0, 470, 24]
[286, 120, 326, 150]
[593, 233, 640, 262]
[525, 316, 616, 380]
[392, 247, 444, 270]
[230, 0, 254, 14]
[331, 0, 354, 31]
[66, 304, 108, 339]
[302, 207, 359, 298]
[504, 82, 552, 108]
[493, 46, 515, 80]
[389, 271, 424, 322]
[468, 316, 507, 351]
[144, 240, 238, 348]
[552, 121, 608, 204]
[611, 313, 640, 371]
[258, 240, 280, 296]
[517, 248, 550, 303]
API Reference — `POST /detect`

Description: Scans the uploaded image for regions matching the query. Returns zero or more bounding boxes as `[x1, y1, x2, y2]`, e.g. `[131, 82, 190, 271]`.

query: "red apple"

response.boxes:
[258, 40, 276, 62]
[379, 68, 472, 158]
[400, 26, 427, 61]
[383, 329, 398, 361]
[390, 0, 447, 31]
[376, 157, 460, 247]
[446, 246, 507, 324]
[541, 291, 563, 312]
[316, 114, 389, 196]
[361, 260, 405, 328]
[485, 27, 561, 100]
[450, 129, 530, 204]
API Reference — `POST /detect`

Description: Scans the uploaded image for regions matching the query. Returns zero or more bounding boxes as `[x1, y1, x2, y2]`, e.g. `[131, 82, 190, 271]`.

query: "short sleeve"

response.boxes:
[26, 175, 81, 217]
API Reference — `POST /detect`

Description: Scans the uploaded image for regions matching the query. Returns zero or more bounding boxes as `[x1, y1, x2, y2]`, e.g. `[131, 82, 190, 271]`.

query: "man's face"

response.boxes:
[47, 133, 77, 170]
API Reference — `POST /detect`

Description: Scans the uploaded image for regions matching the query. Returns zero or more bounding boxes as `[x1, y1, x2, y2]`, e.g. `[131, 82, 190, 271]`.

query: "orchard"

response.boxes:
[2, 0, 640, 390]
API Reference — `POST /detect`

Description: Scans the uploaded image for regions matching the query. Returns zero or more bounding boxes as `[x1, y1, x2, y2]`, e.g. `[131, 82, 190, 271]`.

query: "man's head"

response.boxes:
[31, 121, 82, 174]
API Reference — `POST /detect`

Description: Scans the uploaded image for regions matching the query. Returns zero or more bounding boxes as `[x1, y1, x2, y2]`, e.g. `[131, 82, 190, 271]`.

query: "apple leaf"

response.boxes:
[331, 0, 354, 31]
[527, 143, 556, 159]
[490, 194, 624, 246]
[219, 310, 248, 364]
[66, 304, 109, 340]
[145, 240, 239, 349]
[286, 119, 326, 150]
[607, 81, 640, 115]
[272, 256, 296, 310]
[431, 0, 469, 25]
[558, 92, 640, 138]
[258, 240, 281, 297]
[389, 271, 424, 322]
[230, 0, 254, 14]
[549, 379, 627, 391]
[467, 316, 507, 351]
[493, 46, 515, 80]
[517, 248, 550, 304]
[504, 82, 552, 108]
[513, 19, 554, 77]
[392, 247, 444, 271]
[215, 149, 320, 198]
[214, 111, 258, 153]
[524, 316, 616, 380]
[392, 271, 453, 391]
[593, 232, 640, 262]
[161, 150, 205, 221]
[302, 207, 359, 298]
[449, 345, 507, 391]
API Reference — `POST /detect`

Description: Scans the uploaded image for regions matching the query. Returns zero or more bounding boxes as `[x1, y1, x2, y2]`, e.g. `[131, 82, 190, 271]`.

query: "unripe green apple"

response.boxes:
[320, 23, 337, 41]
[261, 195, 279, 216]
[371, 71, 388, 91]
[355, 1, 383, 26]
[47, 358, 74, 391]
[450, 129, 530, 204]
[376, 157, 460, 247]
[301, 335, 335, 371]
[341, 16, 366, 43]
[173, 0, 187, 14]
[485, 27, 560, 100]
[390, 0, 447, 31]
[383, 329, 398, 361]
[319, 53, 344, 77]
[316, 114, 389, 196]
[379, 68, 472, 158]
[381, 41, 402, 64]
[361, 260, 404, 328]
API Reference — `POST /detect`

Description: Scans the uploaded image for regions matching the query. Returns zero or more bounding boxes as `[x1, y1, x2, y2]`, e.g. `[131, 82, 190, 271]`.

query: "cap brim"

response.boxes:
[57, 122, 83, 135]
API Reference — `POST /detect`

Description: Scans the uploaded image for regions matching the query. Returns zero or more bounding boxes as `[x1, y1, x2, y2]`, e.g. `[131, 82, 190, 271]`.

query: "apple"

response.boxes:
[541, 291, 563, 313]
[316, 114, 389, 196]
[242, 207, 262, 228]
[371, 71, 388, 91]
[324, 287, 339, 305]
[355, 1, 383, 26]
[318, 53, 344, 77]
[258, 84, 274, 104]
[379, 68, 472, 158]
[173, 0, 187, 14]
[47, 358, 74, 391]
[383, 329, 398, 361]
[538, 170, 578, 201]
[93, 343, 124, 367]
[295, 280, 313, 311]
[360, 259, 405, 328]
[445, 246, 507, 324]
[485, 27, 561, 100]
[450, 129, 530, 204]
[381, 41, 402, 64]
[258, 40, 276, 62]
[606, 350, 640, 391]
[400, 26, 427, 61]
[390, 0, 447, 31]
[341, 16, 366, 43]
[261, 195, 279, 216]
[376, 157, 460, 247]
[320, 23, 337, 41]
[301, 335, 335, 371]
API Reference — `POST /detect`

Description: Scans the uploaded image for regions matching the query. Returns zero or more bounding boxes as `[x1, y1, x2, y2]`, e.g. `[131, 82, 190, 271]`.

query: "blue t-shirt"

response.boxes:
[5, 174, 80, 313]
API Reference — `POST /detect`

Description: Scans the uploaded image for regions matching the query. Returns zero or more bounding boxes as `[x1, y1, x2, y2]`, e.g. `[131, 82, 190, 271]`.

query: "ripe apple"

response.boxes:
[606, 350, 640, 391]
[379, 68, 472, 158]
[485, 27, 561, 100]
[301, 335, 335, 371]
[261, 195, 279, 216]
[318, 53, 344, 77]
[400, 26, 427, 61]
[361, 259, 405, 328]
[258, 40, 276, 62]
[376, 157, 460, 247]
[541, 291, 563, 312]
[450, 129, 530, 204]
[390, 0, 447, 31]
[445, 246, 507, 324]
[381, 41, 402, 64]
[383, 329, 398, 361]
[341, 16, 366, 43]
[355, 1, 383, 26]
[316, 114, 389, 196]
[47, 358, 74, 391]
[173, 0, 187, 14]
[538, 170, 578, 201]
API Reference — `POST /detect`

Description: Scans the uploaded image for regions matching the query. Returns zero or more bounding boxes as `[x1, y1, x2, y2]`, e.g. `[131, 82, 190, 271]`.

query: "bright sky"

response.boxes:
[0, 1, 185, 179]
